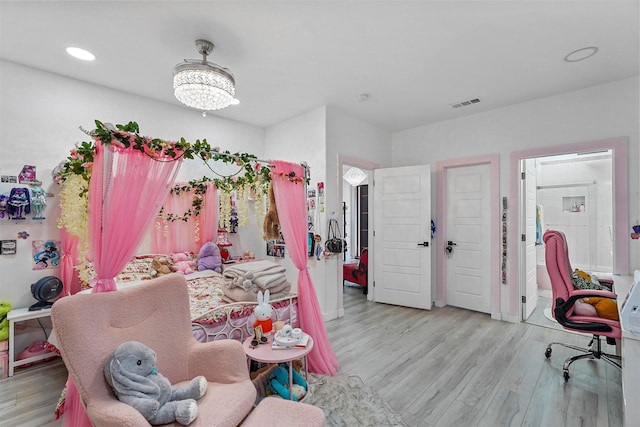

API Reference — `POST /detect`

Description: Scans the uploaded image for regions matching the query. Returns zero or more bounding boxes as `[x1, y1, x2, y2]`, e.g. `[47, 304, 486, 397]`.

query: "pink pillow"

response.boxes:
[574, 300, 598, 316]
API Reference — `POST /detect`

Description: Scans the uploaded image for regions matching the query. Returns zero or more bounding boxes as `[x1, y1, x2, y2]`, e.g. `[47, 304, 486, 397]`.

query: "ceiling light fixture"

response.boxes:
[343, 167, 367, 187]
[563, 46, 599, 63]
[173, 39, 236, 111]
[66, 47, 95, 61]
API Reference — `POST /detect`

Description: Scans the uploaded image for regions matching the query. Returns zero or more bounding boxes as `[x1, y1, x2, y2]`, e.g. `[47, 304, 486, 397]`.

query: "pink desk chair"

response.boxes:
[543, 230, 621, 381]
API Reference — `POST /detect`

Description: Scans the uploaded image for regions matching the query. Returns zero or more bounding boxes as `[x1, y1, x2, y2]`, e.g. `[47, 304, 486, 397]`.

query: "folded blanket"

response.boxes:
[223, 260, 286, 291]
[221, 282, 291, 303]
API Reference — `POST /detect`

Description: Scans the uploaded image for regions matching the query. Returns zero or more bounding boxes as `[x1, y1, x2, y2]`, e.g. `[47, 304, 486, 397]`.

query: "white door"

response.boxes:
[522, 159, 538, 320]
[445, 164, 491, 313]
[373, 165, 431, 309]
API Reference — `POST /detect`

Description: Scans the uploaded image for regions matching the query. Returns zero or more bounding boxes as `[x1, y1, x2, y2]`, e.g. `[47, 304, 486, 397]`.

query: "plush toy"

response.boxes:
[197, 242, 222, 273]
[263, 183, 280, 241]
[253, 290, 273, 335]
[151, 256, 173, 278]
[104, 341, 207, 426]
[267, 363, 307, 401]
[0, 301, 11, 341]
[582, 297, 620, 320]
[170, 252, 196, 275]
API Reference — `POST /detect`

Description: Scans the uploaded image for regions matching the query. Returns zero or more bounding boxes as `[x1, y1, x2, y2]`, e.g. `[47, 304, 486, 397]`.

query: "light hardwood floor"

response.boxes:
[0, 286, 622, 426]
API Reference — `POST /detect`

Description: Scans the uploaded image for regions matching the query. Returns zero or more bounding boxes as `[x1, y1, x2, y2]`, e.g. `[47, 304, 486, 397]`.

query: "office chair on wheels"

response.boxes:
[543, 229, 621, 382]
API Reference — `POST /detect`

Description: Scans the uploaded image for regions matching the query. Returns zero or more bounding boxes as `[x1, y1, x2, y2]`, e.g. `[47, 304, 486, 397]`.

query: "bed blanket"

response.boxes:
[221, 279, 291, 303]
[223, 260, 287, 291]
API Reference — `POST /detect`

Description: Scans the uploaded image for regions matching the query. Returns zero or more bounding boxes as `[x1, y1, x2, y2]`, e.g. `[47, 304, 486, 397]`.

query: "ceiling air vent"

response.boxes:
[451, 98, 481, 108]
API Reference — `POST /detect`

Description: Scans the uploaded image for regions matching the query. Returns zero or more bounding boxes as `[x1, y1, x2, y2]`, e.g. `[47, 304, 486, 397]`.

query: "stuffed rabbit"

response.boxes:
[104, 341, 207, 426]
[252, 290, 273, 335]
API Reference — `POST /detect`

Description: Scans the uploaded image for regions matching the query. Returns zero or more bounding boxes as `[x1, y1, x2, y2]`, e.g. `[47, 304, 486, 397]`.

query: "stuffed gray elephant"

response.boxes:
[104, 341, 207, 425]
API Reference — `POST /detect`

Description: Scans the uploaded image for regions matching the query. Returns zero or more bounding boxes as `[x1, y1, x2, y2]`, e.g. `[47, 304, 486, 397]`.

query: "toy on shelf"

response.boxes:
[30, 186, 47, 220]
[267, 363, 308, 401]
[0, 195, 8, 218]
[216, 229, 232, 261]
[7, 187, 30, 220]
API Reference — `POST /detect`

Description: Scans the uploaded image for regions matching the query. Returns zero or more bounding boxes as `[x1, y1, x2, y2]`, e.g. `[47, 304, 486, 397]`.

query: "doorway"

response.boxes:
[511, 137, 629, 323]
[520, 150, 614, 323]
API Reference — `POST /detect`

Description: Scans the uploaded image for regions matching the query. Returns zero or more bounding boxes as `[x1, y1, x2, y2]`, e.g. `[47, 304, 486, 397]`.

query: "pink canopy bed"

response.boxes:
[54, 121, 338, 425]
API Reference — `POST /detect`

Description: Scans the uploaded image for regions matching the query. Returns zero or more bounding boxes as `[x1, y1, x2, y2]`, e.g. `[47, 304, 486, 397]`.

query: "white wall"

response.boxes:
[263, 106, 327, 296]
[0, 60, 264, 308]
[391, 76, 640, 319]
[326, 106, 391, 316]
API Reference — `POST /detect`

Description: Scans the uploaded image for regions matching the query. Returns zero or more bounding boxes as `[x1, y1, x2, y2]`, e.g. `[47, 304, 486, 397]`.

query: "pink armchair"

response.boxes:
[52, 274, 325, 426]
[543, 230, 621, 381]
[343, 247, 368, 294]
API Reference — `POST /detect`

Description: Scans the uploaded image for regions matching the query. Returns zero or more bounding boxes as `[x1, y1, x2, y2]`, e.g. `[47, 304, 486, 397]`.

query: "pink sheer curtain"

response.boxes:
[152, 182, 218, 254]
[271, 160, 339, 375]
[59, 227, 81, 295]
[88, 142, 181, 292]
[62, 140, 182, 427]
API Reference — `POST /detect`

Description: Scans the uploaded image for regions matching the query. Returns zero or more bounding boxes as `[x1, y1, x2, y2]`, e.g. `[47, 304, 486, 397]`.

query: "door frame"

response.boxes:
[337, 154, 379, 317]
[510, 137, 629, 322]
[436, 154, 501, 320]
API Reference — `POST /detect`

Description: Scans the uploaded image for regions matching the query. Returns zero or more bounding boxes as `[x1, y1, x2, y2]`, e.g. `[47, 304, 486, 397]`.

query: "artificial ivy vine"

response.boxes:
[55, 120, 308, 226]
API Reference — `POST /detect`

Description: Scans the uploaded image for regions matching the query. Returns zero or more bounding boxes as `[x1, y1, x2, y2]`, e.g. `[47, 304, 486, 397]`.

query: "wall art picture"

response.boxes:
[32, 240, 62, 270]
[0, 240, 17, 255]
[266, 233, 285, 258]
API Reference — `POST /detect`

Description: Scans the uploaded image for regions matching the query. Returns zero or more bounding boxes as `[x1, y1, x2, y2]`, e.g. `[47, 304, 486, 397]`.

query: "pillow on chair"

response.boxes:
[573, 299, 598, 317]
[571, 269, 608, 291]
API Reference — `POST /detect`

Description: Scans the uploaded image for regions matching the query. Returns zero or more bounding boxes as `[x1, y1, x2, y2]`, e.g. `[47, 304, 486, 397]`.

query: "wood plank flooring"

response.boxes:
[0, 285, 622, 426]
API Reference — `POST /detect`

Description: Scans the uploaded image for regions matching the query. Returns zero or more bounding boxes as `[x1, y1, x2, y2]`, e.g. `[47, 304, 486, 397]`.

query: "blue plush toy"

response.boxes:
[267, 363, 307, 401]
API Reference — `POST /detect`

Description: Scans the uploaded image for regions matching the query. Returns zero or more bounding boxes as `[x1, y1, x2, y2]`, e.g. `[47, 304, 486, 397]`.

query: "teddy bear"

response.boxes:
[263, 182, 281, 241]
[0, 301, 11, 341]
[267, 363, 307, 401]
[170, 252, 196, 275]
[150, 256, 173, 278]
[104, 341, 207, 426]
[197, 242, 222, 273]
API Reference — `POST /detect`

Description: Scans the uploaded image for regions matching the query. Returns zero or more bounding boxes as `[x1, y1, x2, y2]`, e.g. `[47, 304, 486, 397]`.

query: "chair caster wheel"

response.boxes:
[563, 371, 570, 382]
[545, 348, 552, 359]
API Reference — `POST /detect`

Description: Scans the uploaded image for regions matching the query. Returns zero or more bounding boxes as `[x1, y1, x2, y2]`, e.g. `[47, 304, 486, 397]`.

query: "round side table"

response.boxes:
[243, 335, 314, 401]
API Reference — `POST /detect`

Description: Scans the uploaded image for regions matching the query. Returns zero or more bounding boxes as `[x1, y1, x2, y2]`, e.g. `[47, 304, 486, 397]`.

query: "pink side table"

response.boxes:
[243, 335, 314, 401]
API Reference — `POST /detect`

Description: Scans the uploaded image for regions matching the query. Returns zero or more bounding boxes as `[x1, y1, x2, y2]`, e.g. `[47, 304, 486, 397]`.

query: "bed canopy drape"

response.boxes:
[62, 138, 182, 426]
[271, 160, 339, 376]
[152, 182, 218, 254]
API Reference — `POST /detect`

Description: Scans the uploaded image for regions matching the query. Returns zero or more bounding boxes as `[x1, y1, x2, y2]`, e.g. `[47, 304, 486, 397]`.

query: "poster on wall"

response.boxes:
[266, 233, 285, 258]
[317, 182, 325, 213]
[32, 240, 62, 270]
[0, 240, 17, 255]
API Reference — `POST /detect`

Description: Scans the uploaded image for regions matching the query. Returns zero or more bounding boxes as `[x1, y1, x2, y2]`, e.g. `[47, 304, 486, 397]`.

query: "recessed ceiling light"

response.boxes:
[563, 46, 598, 63]
[230, 98, 240, 105]
[66, 47, 95, 61]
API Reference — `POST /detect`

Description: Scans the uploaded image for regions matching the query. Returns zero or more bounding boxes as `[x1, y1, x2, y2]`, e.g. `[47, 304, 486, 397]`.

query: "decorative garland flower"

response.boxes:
[56, 120, 309, 228]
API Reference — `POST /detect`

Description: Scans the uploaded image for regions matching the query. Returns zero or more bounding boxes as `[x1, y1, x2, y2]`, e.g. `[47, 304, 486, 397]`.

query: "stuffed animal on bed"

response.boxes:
[170, 252, 196, 275]
[197, 242, 222, 273]
[151, 256, 174, 278]
[263, 182, 280, 241]
[104, 341, 207, 426]
[267, 363, 307, 401]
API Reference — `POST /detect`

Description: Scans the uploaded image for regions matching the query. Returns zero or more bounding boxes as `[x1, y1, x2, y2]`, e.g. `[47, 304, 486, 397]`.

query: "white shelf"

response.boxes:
[7, 307, 58, 377]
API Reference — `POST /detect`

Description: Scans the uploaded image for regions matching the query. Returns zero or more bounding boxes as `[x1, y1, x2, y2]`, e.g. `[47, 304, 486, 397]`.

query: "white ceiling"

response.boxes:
[1, 1, 638, 132]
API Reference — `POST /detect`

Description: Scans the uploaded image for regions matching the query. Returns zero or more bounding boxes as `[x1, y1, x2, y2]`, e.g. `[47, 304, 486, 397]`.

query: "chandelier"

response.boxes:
[173, 39, 236, 111]
[343, 167, 368, 187]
